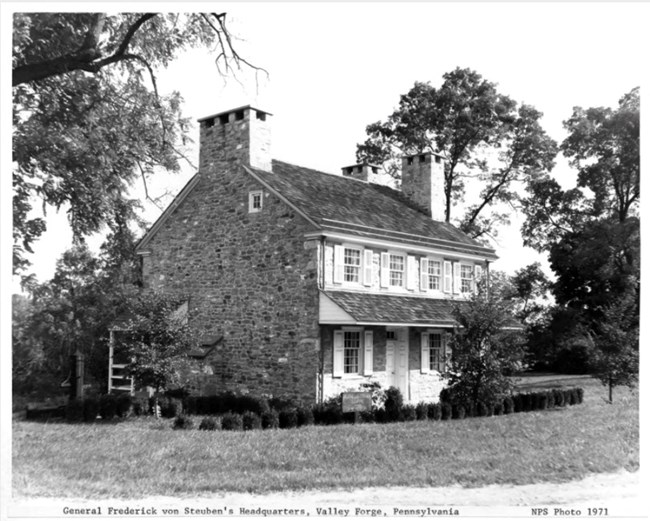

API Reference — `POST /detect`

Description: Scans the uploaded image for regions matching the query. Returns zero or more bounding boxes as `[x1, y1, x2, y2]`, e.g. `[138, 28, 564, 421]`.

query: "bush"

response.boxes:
[116, 394, 132, 418]
[503, 396, 514, 414]
[415, 402, 429, 420]
[440, 402, 452, 420]
[373, 407, 387, 424]
[132, 395, 150, 416]
[452, 404, 466, 420]
[546, 391, 556, 408]
[173, 415, 194, 430]
[198, 417, 220, 431]
[384, 387, 404, 422]
[297, 406, 315, 427]
[242, 411, 262, 431]
[99, 394, 117, 420]
[401, 404, 417, 422]
[476, 401, 489, 417]
[566, 389, 577, 406]
[493, 401, 504, 416]
[65, 399, 84, 422]
[313, 397, 343, 425]
[427, 403, 442, 421]
[464, 401, 477, 418]
[553, 389, 565, 407]
[576, 388, 584, 404]
[160, 397, 183, 418]
[279, 408, 298, 429]
[261, 409, 280, 429]
[512, 394, 523, 413]
[268, 396, 298, 412]
[82, 396, 99, 422]
[221, 413, 243, 431]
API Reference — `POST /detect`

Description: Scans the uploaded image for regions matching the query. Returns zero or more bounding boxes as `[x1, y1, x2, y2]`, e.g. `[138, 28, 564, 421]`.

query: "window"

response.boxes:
[248, 190, 263, 213]
[343, 248, 361, 283]
[343, 331, 361, 374]
[428, 260, 442, 290]
[389, 254, 405, 287]
[460, 264, 474, 293]
[429, 333, 445, 372]
[386, 330, 396, 341]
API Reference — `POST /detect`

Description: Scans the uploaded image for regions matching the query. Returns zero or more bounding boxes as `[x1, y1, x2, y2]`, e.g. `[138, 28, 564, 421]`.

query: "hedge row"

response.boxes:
[64, 393, 162, 422]
[173, 407, 315, 431]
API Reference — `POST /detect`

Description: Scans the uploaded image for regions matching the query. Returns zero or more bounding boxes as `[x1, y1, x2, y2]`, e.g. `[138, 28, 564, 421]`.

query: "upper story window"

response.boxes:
[248, 190, 263, 213]
[427, 260, 442, 291]
[343, 248, 361, 283]
[460, 264, 474, 293]
[389, 254, 405, 287]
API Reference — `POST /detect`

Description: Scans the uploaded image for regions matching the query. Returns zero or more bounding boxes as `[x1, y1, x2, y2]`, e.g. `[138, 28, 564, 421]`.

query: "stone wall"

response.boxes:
[142, 109, 321, 402]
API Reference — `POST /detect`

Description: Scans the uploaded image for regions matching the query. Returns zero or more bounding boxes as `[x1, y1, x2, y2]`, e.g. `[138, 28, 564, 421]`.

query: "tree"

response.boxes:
[13, 12, 262, 276]
[445, 293, 525, 406]
[357, 68, 558, 239]
[119, 292, 198, 403]
[520, 88, 640, 384]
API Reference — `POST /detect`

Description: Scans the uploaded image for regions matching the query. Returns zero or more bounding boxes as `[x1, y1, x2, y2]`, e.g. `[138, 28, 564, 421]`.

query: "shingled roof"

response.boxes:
[247, 160, 497, 258]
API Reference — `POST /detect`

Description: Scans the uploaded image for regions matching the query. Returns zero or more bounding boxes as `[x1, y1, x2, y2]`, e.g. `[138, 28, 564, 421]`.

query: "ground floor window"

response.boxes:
[333, 328, 374, 377]
[429, 332, 445, 372]
[343, 331, 361, 373]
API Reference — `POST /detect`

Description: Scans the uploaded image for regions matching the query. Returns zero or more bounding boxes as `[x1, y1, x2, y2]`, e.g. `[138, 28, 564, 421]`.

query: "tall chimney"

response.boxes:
[401, 152, 446, 222]
[340, 163, 380, 182]
[197, 105, 272, 172]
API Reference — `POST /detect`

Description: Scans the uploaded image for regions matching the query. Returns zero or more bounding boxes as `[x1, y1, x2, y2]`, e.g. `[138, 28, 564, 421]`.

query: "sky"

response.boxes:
[4, 2, 648, 290]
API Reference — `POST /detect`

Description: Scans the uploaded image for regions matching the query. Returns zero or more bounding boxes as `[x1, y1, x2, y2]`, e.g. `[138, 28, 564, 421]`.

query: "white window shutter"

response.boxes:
[443, 261, 452, 294]
[474, 265, 483, 294]
[380, 252, 390, 288]
[363, 330, 374, 376]
[333, 330, 344, 377]
[406, 255, 417, 291]
[420, 258, 429, 291]
[420, 332, 430, 374]
[333, 245, 344, 284]
[453, 262, 461, 294]
[363, 249, 373, 287]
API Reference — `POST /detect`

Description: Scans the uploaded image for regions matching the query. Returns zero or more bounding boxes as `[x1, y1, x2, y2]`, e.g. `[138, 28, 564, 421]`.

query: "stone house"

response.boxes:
[135, 105, 498, 404]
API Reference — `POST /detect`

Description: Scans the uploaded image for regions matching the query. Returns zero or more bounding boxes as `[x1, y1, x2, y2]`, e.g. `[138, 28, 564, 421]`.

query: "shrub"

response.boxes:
[82, 396, 99, 422]
[522, 393, 533, 412]
[503, 396, 514, 414]
[160, 397, 183, 418]
[99, 394, 117, 420]
[493, 401, 504, 416]
[452, 404, 466, 420]
[279, 408, 299, 429]
[401, 404, 417, 422]
[440, 402, 452, 420]
[198, 417, 220, 431]
[313, 397, 343, 425]
[237, 395, 270, 415]
[65, 399, 84, 422]
[464, 401, 477, 418]
[173, 415, 194, 430]
[261, 409, 280, 429]
[183, 396, 198, 415]
[476, 401, 489, 417]
[415, 402, 429, 420]
[373, 407, 387, 424]
[576, 388, 584, 404]
[384, 387, 404, 422]
[132, 395, 150, 416]
[512, 394, 523, 413]
[427, 403, 442, 421]
[546, 391, 556, 408]
[268, 396, 298, 412]
[297, 406, 315, 427]
[116, 394, 132, 418]
[553, 389, 565, 407]
[242, 411, 262, 431]
[567, 389, 577, 406]
[221, 413, 243, 431]
[537, 392, 548, 410]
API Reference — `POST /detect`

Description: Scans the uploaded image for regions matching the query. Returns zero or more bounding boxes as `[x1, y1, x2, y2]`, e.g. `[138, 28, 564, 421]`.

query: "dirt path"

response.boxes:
[7, 470, 645, 518]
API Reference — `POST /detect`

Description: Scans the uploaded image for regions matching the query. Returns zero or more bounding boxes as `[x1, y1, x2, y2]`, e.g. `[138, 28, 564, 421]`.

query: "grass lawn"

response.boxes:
[12, 376, 638, 498]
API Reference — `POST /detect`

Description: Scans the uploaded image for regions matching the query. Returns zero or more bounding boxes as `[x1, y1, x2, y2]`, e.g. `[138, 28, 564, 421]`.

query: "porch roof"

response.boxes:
[321, 290, 461, 327]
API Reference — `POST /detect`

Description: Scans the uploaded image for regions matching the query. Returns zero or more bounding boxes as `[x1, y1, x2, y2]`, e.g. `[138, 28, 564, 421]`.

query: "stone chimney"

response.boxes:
[197, 105, 272, 172]
[401, 152, 446, 221]
[340, 163, 380, 182]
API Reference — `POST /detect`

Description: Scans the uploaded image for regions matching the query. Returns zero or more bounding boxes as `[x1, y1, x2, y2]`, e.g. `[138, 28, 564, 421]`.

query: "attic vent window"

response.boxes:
[344, 167, 354, 176]
[356, 166, 363, 173]
[219, 114, 229, 125]
[248, 190, 263, 213]
[256, 111, 266, 121]
[204, 118, 215, 128]
[407, 157, 414, 166]
[371, 166, 379, 174]
[235, 110, 245, 121]
[419, 154, 426, 163]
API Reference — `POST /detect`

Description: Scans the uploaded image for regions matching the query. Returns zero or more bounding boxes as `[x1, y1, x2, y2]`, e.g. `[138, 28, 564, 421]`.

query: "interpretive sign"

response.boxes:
[341, 391, 372, 413]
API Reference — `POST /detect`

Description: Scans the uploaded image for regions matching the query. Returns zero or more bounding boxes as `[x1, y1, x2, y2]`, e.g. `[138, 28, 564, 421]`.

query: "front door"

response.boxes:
[386, 327, 409, 399]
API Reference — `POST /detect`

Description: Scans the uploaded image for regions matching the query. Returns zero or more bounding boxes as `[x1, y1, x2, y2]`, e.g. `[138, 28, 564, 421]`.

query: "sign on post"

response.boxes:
[341, 391, 372, 413]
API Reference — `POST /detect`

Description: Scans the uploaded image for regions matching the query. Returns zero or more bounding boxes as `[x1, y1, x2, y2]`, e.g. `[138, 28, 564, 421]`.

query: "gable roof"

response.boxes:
[246, 160, 497, 258]
[137, 159, 497, 259]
